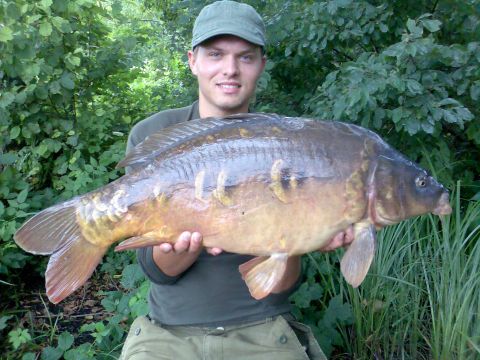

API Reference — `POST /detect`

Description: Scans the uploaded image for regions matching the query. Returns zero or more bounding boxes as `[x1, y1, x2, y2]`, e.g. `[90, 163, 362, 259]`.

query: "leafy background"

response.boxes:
[0, 0, 479, 359]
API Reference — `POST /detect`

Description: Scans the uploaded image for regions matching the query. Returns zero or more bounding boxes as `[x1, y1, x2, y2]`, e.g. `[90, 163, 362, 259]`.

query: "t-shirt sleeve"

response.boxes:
[136, 247, 180, 285]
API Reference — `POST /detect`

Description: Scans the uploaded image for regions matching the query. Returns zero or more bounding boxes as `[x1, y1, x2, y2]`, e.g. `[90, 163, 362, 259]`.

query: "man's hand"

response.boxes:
[157, 231, 223, 256]
[152, 231, 222, 277]
[318, 225, 354, 252]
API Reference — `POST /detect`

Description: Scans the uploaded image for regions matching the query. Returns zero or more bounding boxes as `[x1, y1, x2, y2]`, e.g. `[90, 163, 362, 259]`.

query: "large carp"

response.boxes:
[15, 113, 451, 304]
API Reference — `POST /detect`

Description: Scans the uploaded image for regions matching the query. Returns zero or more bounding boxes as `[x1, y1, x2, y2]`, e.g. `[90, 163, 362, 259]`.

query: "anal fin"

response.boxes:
[340, 222, 376, 288]
[239, 253, 289, 300]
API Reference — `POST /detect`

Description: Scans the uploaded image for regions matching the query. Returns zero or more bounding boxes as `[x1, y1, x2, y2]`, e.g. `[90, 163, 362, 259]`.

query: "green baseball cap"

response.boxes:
[192, 1, 266, 49]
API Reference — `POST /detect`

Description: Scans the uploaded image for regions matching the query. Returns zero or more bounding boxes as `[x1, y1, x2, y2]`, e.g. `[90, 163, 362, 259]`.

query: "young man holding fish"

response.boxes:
[120, 1, 353, 359]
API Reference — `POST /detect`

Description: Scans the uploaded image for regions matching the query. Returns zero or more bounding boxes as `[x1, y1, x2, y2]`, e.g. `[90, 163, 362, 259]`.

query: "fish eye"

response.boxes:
[415, 175, 427, 188]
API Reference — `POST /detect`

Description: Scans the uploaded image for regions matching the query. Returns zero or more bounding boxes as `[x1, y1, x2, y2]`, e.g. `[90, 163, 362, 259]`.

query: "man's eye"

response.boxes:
[209, 51, 221, 57]
[241, 55, 253, 61]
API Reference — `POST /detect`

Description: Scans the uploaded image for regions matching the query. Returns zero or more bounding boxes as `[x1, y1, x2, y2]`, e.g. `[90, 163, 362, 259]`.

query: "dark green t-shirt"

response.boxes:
[126, 101, 298, 326]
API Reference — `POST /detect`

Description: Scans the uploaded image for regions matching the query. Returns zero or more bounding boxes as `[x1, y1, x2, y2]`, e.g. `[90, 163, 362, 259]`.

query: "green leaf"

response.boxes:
[15, 91, 27, 104]
[0, 315, 13, 331]
[379, 23, 388, 33]
[406, 19, 417, 33]
[17, 187, 29, 203]
[21, 63, 41, 83]
[57, 332, 74, 351]
[406, 79, 423, 94]
[406, 18, 423, 38]
[383, 43, 404, 57]
[37, 143, 49, 156]
[290, 282, 323, 308]
[10, 126, 21, 140]
[66, 55, 81, 67]
[22, 353, 36, 360]
[0, 92, 15, 107]
[6, 4, 21, 20]
[422, 19, 441, 32]
[8, 328, 31, 350]
[39, 22, 53, 37]
[49, 81, 62, 94]
[112, 1, 123, 16]
[51, 17, 68, 32]
[438, 98, 460, 107]
[0, 27, 13, 42]
[405, 118, 420, 134]
[41, 346, 63, 360]
[121, 263, 145, 289]
[60, 73, 75, 90]
[39, 0, 53, 10]
[470, 83, 480, 101]
[0, 153, 17, 165]
[35, 86, 49, 100]
[323, 295, 353, 325]
[64, 344, 92, 360]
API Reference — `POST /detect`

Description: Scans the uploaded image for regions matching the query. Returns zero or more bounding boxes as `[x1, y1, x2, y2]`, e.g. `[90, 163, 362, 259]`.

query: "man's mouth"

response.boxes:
[217, 82, 241, 89]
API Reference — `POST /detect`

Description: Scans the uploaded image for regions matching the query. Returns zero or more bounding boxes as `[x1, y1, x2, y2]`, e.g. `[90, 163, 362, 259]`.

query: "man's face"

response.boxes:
[188, 35, 266, 117]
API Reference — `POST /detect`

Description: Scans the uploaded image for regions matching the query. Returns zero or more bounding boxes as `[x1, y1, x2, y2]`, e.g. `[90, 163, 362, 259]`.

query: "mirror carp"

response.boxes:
[14, 113, 452, 304]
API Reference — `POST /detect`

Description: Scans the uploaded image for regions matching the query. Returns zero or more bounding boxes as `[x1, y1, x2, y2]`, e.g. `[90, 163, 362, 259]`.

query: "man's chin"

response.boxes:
[215, 101, 248, 114]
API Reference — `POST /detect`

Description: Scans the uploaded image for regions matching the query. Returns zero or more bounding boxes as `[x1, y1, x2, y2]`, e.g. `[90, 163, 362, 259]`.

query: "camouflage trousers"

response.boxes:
[120, 314, 327, 360]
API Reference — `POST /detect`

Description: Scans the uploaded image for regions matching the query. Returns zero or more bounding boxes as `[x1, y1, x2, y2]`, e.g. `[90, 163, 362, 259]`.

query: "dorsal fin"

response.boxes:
[116, 113, 279, 169]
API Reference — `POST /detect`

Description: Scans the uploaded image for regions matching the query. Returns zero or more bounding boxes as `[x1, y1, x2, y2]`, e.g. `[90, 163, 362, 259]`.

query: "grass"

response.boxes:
[335, 186, 480, 359]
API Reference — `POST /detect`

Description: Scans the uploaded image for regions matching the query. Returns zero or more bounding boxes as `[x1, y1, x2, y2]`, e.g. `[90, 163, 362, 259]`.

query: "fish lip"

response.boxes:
[432, 192, 452, 216]
[372, 214, 397, 227]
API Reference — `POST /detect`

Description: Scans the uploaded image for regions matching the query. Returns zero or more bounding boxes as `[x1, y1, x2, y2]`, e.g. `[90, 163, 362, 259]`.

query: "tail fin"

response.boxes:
[46, 237, 108, 303]
[14, 200, 80, 255]
[14, 199, 108, 303]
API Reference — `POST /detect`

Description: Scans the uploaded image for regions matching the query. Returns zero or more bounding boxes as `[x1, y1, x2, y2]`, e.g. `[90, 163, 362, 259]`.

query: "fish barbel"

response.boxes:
[14, 113, 452, 303]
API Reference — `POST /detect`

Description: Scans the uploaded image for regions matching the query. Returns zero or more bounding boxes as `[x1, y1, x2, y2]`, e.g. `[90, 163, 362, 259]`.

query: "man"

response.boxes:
[120, 2, 353, 359]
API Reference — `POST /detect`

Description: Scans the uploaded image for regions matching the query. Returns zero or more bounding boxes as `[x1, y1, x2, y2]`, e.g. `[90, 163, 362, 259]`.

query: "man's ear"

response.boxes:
[187, 50, 198, 76]
[260, 55, 267, 72]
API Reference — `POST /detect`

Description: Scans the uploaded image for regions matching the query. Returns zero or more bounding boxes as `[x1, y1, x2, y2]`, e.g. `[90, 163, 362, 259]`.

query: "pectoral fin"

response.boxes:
[239, 253, 288, 300]
[340, 222, 376, 288]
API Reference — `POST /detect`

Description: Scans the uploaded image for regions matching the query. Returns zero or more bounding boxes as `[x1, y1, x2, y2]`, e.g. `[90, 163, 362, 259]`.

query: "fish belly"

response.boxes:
[159, 178, 362, 256]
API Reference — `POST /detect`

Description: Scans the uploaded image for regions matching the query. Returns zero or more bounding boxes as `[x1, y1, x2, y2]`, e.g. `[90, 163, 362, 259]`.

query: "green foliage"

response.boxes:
[0, 0, 191, 275]
[337, 188, 480, 359]
[290, 253, 354, 357]
[1, 0, 479, 358]
[260, 0, 479, 198]
[8, 327, 31, 350]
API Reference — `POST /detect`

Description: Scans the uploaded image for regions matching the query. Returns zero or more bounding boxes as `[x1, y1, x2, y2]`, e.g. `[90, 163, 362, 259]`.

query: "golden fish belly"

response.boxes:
[155, 177, 367, 256]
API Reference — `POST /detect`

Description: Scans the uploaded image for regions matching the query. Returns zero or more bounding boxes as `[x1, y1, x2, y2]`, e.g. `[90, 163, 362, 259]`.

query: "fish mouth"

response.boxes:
[432, 192, 452, 216]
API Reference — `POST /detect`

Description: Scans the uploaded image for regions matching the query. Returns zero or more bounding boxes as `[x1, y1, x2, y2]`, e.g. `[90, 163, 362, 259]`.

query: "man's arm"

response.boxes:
[151, 231, 222, 276]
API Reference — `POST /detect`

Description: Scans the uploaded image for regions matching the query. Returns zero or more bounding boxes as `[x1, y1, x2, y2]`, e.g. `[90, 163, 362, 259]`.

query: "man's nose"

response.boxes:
[222, 55, 239, 76]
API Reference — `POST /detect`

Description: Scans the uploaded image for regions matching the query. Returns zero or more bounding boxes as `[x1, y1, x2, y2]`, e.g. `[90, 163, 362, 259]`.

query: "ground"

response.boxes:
[1, 267, 124, 354]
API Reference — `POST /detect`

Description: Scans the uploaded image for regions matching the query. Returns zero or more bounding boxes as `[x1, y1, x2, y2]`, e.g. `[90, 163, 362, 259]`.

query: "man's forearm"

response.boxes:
[152, 246, 201, 277]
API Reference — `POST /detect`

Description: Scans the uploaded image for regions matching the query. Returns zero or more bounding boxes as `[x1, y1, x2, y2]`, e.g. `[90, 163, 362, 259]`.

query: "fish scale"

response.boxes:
[14, 113, 451, 303]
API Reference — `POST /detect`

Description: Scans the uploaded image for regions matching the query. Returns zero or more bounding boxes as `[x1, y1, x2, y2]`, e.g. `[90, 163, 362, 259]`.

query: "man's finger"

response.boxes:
[345, 226, 354, 244]
[319, 232, 345, 252]
[188, 231, 203, 253]
[174, 231, 192, 253]
[206, 247, 223, 256]
[159, 243, 173, 253]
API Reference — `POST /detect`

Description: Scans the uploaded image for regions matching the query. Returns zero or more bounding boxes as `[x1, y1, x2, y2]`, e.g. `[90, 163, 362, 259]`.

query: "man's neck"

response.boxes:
[198, 100, 249, 118]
